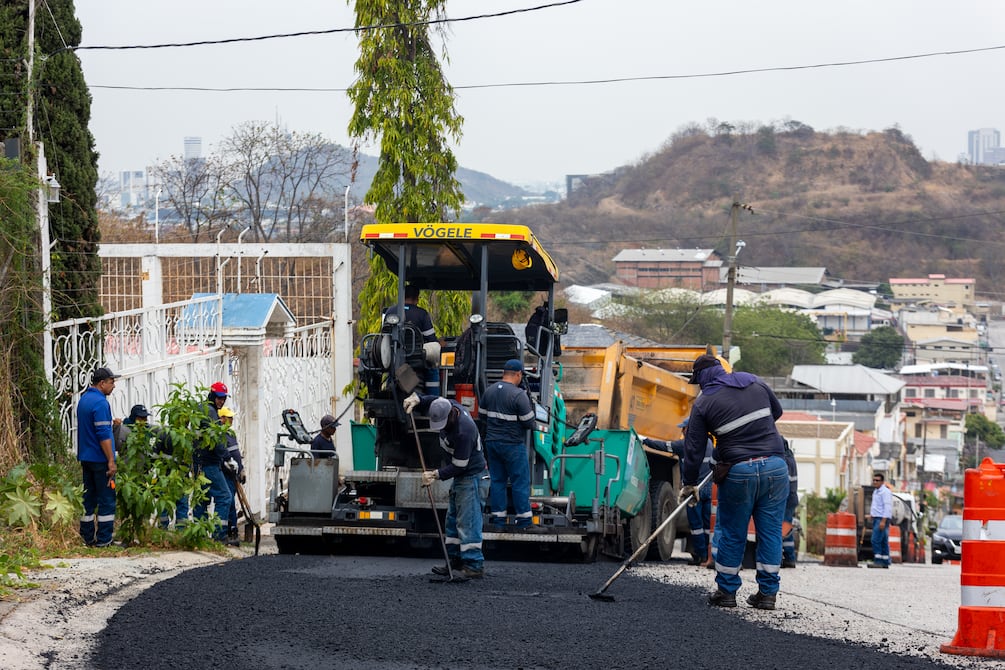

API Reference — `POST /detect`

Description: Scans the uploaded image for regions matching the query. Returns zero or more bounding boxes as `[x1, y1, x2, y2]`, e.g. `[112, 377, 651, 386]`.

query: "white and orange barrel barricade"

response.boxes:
[942, 458, 1005, 657]
[889, 524, 902, 563]
[824, 512, 858, 567]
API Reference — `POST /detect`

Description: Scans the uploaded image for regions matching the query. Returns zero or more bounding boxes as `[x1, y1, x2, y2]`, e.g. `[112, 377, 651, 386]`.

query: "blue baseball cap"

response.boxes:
[503, 359, 524, 372]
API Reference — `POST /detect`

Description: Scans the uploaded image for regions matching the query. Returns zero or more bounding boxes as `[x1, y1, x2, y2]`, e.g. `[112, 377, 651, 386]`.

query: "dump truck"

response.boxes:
[269, 222, 713, 560]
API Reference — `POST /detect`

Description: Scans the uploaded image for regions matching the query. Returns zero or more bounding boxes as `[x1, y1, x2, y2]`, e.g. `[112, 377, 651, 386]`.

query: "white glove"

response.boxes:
[403, 392, 420, 415]
[421, 470, 438, 487]
[679, 485, 699, 507]
[224, 458, 239, 475]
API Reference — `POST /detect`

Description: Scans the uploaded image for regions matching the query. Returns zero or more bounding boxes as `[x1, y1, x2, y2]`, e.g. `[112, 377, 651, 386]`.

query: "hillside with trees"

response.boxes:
[495, 120, 1005, 299]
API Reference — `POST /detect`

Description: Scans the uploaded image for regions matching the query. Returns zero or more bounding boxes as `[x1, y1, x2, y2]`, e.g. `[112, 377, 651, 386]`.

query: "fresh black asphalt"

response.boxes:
[93, 555, 958, 669]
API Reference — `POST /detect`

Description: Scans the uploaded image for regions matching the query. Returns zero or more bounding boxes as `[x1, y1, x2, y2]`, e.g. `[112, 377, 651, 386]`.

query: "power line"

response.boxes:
[70, 1, 584, 52]
[85, 43, 1005, 92]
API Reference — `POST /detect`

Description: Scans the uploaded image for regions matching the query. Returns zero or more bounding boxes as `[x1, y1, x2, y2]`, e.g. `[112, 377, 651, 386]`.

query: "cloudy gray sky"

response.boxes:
[74, 0, 1004, 187]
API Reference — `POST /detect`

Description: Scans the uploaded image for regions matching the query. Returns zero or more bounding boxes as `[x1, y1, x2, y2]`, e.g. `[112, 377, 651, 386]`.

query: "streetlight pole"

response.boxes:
[154, 187, 162, 244]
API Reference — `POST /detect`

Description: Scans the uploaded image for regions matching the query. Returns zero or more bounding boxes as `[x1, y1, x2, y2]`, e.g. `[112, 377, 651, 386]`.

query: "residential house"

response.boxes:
[612, 249, 721, 291]
[777, 411, 857, 496]
[767, 365, 906, 485]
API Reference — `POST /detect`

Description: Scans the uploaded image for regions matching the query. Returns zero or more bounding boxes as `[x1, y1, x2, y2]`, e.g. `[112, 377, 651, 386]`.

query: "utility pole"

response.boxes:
[721, 200, 752, 357]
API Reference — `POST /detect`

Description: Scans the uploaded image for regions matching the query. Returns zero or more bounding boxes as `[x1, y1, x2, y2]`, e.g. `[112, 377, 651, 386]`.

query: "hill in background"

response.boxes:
[494, 121, 1005, 299]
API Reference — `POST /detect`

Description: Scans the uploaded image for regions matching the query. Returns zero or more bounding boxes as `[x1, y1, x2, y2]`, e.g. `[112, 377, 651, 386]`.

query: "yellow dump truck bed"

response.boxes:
[558, 342, 711, 441]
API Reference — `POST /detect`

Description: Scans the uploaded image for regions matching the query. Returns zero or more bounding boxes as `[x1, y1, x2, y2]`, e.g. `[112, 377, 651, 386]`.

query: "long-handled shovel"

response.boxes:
[234, 478, 261, 556]
[590, 470, 714, 602]
[409, 412, 467, 583]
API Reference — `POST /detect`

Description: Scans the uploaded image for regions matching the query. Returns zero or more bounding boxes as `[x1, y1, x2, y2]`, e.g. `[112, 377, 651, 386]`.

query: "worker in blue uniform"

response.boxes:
[680, 354, 788, 611]
[481, 359, 541, 531]
[77, 367, 121, 547]
[868, 473, 893, 568]
[405, 393, 487, 578]
[643, 417, 713, 564]
[781, 438, 799, 568]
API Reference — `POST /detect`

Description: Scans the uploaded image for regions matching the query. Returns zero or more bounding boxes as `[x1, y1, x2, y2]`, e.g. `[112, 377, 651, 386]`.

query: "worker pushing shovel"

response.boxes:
[404, 386, 488, 583]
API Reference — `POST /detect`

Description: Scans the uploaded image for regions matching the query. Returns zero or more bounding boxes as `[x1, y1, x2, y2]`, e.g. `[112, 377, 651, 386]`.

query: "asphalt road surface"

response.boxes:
[91, 555, 967, 670]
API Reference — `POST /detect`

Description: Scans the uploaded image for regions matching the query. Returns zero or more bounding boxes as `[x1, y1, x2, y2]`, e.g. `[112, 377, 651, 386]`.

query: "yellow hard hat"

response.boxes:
[218, 407, 235, 419]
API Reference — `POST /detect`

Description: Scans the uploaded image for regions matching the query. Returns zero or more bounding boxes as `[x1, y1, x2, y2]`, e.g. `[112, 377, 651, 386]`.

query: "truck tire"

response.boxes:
[647, 480, 677, 561]
[626, 491, 653, 560]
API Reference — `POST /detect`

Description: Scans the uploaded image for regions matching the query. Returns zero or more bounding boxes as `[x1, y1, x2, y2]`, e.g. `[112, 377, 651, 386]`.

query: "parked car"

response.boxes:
[931, 514, 963, 564]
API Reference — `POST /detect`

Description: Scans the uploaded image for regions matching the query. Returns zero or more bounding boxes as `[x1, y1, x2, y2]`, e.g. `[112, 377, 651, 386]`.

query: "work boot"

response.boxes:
[867, 562, 889, 569]
[459, 565, 485, 579]
[518, 523, 547, 534]
[747, 591, 777, 610]
[689, 553, 708, 566]
[431, 559, 463, 576]
[781, 558, 797, 568]
[707, 589, 737, 608]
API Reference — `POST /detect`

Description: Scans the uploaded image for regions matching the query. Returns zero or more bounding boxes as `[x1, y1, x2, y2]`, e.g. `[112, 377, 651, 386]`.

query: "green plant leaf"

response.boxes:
[44, 490, 77, 527]
[2, 485, 42, 527]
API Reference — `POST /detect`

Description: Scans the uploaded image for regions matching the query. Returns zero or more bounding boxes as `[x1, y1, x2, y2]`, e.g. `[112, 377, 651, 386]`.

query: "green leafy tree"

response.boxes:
[961, 413, 1005, 470]
[348, 0, 468, 338]
[853, 325, 904, 369]
[608, 293, 722, 346]
[34, 0, 102, 320]
[732, 304, 825, 376]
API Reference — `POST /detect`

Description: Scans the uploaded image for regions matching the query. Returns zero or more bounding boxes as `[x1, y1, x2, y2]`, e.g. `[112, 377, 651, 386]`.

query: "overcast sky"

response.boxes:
[73, 0, 1004, 188]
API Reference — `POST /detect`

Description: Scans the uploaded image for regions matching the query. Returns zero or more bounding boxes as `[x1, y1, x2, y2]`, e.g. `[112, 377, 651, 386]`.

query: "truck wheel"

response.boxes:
[626, 491, 653, 560]
[647, 480, 677, 561]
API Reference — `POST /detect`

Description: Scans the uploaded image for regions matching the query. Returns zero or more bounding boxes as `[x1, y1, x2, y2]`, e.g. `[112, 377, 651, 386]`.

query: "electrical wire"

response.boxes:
[70, 0, 584, 52]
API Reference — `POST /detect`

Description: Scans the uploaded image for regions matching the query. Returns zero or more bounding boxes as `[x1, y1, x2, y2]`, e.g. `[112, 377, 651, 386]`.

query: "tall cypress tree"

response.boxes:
[34, 0, 101, 320]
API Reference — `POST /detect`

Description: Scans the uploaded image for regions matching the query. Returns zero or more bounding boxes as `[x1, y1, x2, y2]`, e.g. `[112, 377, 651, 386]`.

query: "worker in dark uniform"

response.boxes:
[192, 382, 233, 544]
[680, 354, 788, 611]
[311, 414, 339, 458]
[218, 407, 244, 546]
[404, 392, 486, 578]
[384, 284, 440, 394]
[643, 417, 713, 564]
[481, 359, 540, 531]
[781, 438, 799, 568]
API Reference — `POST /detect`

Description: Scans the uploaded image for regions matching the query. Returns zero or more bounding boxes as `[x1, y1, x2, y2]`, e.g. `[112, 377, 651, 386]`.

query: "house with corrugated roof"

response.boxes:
[767, 364, 906, 485]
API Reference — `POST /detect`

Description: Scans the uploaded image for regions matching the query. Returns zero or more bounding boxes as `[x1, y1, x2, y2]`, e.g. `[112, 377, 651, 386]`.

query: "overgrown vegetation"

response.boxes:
[0, 462, 81, 596]
[115, 385, 227, 550]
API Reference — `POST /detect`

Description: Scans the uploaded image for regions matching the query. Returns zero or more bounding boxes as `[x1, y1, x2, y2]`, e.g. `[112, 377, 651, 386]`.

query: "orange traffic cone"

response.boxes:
[942, 458, 1005, 657]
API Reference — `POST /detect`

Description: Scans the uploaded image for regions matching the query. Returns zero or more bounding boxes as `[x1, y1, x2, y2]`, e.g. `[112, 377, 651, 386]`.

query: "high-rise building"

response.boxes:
[967, 128, 1005, 165]
[184, 136, 202, 161]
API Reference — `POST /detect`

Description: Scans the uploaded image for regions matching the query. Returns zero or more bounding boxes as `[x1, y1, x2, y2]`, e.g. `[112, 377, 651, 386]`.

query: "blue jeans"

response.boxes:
[871, 518, 890, 566]
[224, 475, 238, 531]
[159, 495, 190, 529]
[445, 474, 484, 570]
[486, 440, 531, 526]
[687, 480, 713, 560]
[80, 461, 116, 546]
[714, 456, 788, 595]
[193, 464, 233, 541]
[782, 497, 798, 562]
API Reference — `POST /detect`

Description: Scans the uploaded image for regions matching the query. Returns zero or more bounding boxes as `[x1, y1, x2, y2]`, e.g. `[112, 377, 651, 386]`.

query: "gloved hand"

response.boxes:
[641, 437, 655, 448]
[239, 472, 247, 485]
[679, 485, 699, 507]
[224, 458, 239, 475]
[421, 470, 438, 487]
[403, 392, 421, 415]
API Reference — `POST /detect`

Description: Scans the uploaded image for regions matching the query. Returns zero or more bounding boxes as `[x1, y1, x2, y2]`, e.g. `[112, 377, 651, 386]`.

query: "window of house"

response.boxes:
[924, 389, 935, 398]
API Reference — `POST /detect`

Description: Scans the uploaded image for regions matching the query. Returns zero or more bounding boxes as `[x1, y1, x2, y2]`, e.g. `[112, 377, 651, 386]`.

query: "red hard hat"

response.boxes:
[210, 381, 229, 396]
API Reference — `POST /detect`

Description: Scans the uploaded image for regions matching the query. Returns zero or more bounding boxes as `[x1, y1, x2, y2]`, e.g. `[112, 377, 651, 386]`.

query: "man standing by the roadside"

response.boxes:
[77, 367, 121, 547]
[481, 359, 540, 531]
[868, 473, 893, 569]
